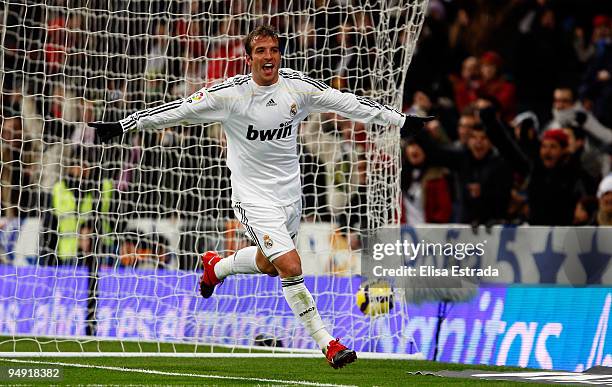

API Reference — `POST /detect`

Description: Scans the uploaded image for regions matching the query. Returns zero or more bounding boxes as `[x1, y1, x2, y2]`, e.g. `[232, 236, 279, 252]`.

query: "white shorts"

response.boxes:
[232, 200, 302, 261]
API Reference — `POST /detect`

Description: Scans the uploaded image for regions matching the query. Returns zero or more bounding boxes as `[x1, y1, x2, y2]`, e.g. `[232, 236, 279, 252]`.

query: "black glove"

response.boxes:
[575, 111, 588, 126]
[89, 122, 123, 143]
[400, 115, 435, 138]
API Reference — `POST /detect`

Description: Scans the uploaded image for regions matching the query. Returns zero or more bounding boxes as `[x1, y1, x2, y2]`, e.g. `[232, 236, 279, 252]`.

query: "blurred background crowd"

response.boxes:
[400, 0, 612, 227]
[0, 0, 611, 269]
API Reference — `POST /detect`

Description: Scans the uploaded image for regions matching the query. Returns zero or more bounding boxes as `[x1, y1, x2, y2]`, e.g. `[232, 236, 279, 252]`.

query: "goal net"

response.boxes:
[0, 0, 428, 356]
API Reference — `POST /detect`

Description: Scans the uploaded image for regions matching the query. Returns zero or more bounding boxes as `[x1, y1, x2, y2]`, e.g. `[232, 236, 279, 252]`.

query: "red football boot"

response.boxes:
[199, 251, 222, 298]
[325, 338, 357, 369]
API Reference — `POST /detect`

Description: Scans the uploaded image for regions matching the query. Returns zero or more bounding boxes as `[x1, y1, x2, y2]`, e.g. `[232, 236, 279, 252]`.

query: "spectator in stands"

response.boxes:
[406, 90, 433, 118]
[507, 111, 540, 223]
[171, 54, 205, 98]
[573, 25, 594, 66]
[144, 21, 181, 104]
[350, 11, 377, 92]
[579, 15, 612, 128]
[44, 13, 85, 77]
[405, 90, 455, 143]
[447, 107, 479, 221]
[528, 129, 586, 226]
[44, 9, 68, 75]
[205, 18, 245, 85]
[574, 15, 610, 66]
[302, 113, 363, 222]
[449, 56, 480, 114]
[453, 107, 478, 150]
[120, 233, 175, 269]
[180, 18, 207, 60]
[573, 196, 599, 226]
[561, 125, 602, 186]
[401, 138, 452, 225]
[46, 146, 95, 263]
[285, 19, 321, 81]
[479, 101, 595, 226]
[413, 119, 512, 226]
[41, 82, 82, 190]
[0, 88, 43, 218]
[576, 15, 611, 64]
[510, 111, 540, 162]
[488, 114, 591, 225]
[0, 114, 22, 218]
[330, 21, 375, 93]
[596, 174, 612, 225]
[145, 22, 171, 79]
[546, 87, 612, 146]
[478, 51, 516, 122]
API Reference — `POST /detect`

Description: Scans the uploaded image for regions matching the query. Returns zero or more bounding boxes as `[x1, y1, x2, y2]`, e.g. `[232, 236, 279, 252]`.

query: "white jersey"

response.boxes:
[119, 68, 406, 205]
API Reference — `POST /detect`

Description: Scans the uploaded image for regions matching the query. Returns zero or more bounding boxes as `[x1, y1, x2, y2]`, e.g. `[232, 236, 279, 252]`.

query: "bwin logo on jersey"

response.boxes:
[246, 121, 292, 141]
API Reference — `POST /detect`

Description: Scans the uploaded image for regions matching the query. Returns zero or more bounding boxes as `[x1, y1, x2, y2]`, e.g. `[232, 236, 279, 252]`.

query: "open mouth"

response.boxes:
[262, 63, 274, 75]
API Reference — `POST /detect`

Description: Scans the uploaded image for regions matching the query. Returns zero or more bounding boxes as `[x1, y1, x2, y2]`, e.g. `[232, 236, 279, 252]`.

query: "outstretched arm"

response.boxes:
[89, 87, 228, 143]
[309, 86, 406, 127]
[478, 105, 532, 176]
[310, 86, 438, 139]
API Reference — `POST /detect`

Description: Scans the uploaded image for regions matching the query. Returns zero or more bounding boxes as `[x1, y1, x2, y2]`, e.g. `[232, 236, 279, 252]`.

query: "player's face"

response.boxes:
[247, 36, 281, 86]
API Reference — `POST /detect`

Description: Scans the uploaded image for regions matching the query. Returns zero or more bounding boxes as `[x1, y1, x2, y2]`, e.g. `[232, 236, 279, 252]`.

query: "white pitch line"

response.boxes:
[0, 358, 357, 387]
[0, 351, 425, 360]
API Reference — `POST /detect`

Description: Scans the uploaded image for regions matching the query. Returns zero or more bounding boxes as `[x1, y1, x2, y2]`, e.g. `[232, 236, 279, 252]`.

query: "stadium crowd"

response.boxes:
[400, 0, 612, 227]
[0, 0, 611, 268]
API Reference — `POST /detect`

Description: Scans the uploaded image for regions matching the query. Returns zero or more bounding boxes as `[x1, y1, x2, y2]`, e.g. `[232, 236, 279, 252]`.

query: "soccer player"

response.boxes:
[90, 25, 430, 369]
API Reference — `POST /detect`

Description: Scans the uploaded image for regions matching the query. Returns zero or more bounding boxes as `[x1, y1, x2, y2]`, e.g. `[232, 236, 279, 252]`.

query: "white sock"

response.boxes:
[214, 246, 261, 280]
[281, 275, 334, 351]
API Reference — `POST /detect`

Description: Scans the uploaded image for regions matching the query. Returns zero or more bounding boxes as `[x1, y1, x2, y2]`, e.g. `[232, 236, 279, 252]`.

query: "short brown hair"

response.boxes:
[244, 25, 279, 56]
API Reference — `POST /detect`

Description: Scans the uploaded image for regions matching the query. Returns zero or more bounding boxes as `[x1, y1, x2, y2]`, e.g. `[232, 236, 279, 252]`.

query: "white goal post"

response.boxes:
[0, 0, 428, 356]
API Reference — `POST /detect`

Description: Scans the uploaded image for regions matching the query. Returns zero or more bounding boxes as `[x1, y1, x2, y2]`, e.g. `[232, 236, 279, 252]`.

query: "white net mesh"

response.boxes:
[0, 0, 427, 354]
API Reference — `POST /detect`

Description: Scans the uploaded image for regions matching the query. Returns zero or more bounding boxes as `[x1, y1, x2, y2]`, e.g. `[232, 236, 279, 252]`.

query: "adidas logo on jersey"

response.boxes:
[266, 98, 277, 107]
[246, 121, 292, 141]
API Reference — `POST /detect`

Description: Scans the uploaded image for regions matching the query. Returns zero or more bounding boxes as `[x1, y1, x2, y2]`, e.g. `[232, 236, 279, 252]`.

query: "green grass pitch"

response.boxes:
[0, 337, 541, 386]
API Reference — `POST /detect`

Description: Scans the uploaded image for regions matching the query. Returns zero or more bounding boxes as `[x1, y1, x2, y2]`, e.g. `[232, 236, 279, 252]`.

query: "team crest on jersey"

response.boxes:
[290, 102, 298, 117]
[187, 91, 204, 103]
[263, 234, 273, 249]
